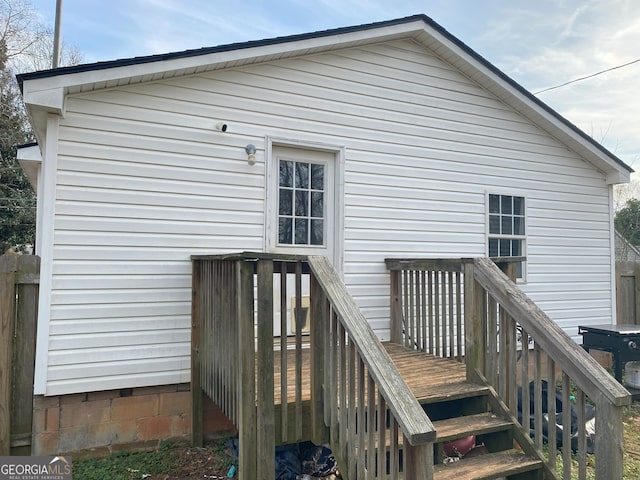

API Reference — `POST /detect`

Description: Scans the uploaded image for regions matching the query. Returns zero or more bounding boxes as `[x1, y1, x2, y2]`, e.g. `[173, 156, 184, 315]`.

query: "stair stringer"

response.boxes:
[477, 370, 559, 480]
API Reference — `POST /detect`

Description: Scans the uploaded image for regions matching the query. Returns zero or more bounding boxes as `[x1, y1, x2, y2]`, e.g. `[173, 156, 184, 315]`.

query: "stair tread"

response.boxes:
[433, 451, 542, 480]
[433, 413, 512, 443]
[369, 413, 513, 451]
[415, 381, 490, 404]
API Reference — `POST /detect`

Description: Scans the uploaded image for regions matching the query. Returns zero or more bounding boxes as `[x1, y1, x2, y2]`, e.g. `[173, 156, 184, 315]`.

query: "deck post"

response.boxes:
[595, 400, 624, 479]
[309, 271, 329, 444]
[404, 440, 434, 479]
[389, 270, 403, 343]
[256, 259, 275, 480]
[238, 260, 257, 479]
[190, 259, 203, 447]
[464, 260, 486, 382]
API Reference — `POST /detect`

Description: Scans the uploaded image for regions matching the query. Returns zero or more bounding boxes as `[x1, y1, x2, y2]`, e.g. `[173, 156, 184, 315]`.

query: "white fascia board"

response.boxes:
[21, 84, 65, 146]
[416, 28, 631, 182]
[17, 144, 42, 190]
[21, 21, 426, 95]
[606, 169, 631, 185]
[21, 85, 65, 113]
[21, 20, 424, 144]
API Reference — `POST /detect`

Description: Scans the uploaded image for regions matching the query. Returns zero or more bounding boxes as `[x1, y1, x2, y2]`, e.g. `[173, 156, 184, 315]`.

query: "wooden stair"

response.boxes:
[433, 452, 543, 480]
[432, 412, 512, 443]
[382, 343, 546, 480]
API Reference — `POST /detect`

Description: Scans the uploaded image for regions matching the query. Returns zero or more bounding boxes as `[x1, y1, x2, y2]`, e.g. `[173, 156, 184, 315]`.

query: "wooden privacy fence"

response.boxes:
[0, 253, 40, 456]
[616, 261, 640, 324]
[191, 253, 435, 480]
[388, 257, 631, 480]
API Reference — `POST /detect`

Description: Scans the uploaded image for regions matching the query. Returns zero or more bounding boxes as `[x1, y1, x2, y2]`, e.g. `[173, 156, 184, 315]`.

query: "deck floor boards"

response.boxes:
[272, 341, 478, 406]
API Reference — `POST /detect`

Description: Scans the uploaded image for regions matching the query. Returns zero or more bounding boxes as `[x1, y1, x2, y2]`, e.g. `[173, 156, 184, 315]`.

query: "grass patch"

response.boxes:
[547, 403, 640, 479]
[73, 442, 179, 480]
[622, 402, 640, 479]
[72, 438, 235, 480]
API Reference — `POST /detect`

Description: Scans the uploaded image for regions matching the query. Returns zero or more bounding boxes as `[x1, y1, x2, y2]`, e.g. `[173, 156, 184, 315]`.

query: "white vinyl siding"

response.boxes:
[44, 39, 612, 394]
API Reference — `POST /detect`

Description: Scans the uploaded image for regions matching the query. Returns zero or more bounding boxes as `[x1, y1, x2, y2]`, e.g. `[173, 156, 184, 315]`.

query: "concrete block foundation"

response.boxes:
[32, 384, 235, 455]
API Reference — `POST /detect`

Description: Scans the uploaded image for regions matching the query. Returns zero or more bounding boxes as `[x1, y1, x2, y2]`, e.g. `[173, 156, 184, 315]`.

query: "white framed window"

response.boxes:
[487, 193, 526, 279]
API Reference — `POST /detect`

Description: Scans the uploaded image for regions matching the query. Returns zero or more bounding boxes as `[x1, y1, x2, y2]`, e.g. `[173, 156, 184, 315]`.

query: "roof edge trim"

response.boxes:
[17, 14, 431, 86]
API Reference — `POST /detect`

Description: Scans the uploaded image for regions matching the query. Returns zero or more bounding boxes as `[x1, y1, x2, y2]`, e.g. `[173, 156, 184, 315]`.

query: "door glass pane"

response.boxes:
[280, 160, 293, 188]
[311, 192, 324, 218]
[277, 156, 329, 248]
[310, 219, 324, 245]
[295, 162, 309, 189]
[311, 164, 324, 190]
[279, 217, 292, 244]
[279, 189, 292, 216]
[295, 191, 308, 216]
[295, 218, 308, 244]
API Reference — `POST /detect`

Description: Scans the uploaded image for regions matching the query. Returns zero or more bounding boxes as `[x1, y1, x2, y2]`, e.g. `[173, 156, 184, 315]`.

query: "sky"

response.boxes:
[29, 0, 640, 172]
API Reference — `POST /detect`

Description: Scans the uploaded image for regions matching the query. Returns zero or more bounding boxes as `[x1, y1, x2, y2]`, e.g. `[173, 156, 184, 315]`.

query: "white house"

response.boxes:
[17, 14, 631, 454]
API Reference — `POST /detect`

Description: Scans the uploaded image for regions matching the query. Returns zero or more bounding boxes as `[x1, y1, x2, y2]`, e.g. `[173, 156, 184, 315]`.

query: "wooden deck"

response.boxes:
[192, 254, 630, 478]
[273, 341, 475, 406]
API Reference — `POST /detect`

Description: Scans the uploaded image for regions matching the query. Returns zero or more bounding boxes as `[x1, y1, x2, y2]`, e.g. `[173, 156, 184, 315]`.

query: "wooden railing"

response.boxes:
[388, 257, 632, 480]
[191, 253, 435, 480]
[386, 258, 467, 361]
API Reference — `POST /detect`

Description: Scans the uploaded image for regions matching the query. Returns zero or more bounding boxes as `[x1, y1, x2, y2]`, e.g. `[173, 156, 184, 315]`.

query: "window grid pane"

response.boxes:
[278, 160, 325, 246]
[488, 194, 526, 278]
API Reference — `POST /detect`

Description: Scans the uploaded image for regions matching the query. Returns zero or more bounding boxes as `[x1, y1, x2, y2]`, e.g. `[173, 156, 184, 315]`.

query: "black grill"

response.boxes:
[579, 324, 640, 386]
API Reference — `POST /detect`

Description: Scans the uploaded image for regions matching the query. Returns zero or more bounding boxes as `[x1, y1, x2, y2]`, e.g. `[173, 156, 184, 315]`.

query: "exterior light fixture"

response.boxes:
[245, 144, 257, 165]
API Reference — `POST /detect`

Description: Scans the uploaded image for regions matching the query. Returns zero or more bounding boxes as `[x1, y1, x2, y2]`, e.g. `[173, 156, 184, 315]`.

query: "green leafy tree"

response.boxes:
[615, 198, 640, 248]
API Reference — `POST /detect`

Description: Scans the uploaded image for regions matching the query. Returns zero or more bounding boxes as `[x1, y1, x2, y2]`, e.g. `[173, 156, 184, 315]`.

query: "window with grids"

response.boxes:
[488, 194, 525, 276]
[278, 160, 325, 246]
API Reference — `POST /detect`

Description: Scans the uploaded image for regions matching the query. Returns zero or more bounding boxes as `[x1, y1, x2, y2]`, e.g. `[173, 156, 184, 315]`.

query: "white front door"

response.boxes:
[267, 143, 342, 337]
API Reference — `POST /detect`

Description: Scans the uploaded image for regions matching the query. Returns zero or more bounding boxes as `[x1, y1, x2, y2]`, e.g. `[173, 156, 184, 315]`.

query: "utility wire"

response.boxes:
[534, 57, 640, 95]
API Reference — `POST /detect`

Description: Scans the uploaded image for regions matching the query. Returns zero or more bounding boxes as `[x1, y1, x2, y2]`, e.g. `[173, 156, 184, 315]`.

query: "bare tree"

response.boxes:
[0, 0, 83, 252]
[1, 0, 83, 73]
[0, 0, 49, 70]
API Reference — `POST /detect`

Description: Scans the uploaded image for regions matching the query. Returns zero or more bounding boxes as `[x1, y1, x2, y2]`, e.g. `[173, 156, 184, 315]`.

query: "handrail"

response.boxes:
[473, 257, 631, 407]
[308, 255, 436, 445]
[384, 255, 630, 478]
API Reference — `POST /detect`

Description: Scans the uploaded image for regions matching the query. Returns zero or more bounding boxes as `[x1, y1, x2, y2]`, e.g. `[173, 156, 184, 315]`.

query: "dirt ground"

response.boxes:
[143, 443, 234, 480]
[76, 402, 640, 479]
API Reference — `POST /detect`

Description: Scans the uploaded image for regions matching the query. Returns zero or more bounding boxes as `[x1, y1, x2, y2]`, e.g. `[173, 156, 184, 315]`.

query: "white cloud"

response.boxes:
[469, 0, 640, 167]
